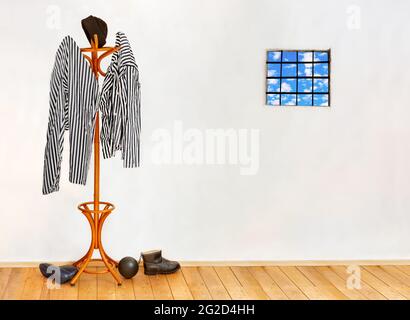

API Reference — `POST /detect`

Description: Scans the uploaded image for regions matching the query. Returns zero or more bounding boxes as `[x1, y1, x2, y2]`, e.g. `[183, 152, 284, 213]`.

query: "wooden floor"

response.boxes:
[2, 265, 410, 300]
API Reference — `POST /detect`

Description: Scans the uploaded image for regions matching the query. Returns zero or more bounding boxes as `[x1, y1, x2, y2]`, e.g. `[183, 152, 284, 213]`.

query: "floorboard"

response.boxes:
[182, 267, 212, 300]
[214, 267, 248, 299]
[198, 267, 231, 300]
[167, 270, 193, 300]
[149, 274, 173, 300]
[248, 266, 288, 300]
[1, 265, 409, 300]
[263, 266, 308, 300]
[132, 267, 154, 299]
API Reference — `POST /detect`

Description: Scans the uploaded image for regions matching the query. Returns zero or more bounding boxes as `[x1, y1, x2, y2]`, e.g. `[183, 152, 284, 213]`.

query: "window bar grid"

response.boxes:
[279, 50, 283, 106]
[265, 51, 271, 105]
[328, 49, 331, 107]
[266, 50, 330, 106]
[296, 52, 298, 106]
[312, 60, 315, 106]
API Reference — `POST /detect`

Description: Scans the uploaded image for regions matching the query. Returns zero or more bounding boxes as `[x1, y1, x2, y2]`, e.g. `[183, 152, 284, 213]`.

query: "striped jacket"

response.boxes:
[100, 32, 141, 168]
[42, 32, 141, 195]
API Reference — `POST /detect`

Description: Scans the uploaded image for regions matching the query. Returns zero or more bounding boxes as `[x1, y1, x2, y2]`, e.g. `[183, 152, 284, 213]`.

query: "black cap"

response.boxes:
[81, 15, 108, 48]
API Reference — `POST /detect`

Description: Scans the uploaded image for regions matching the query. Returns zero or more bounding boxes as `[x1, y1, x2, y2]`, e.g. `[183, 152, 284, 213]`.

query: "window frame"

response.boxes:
[265, 49, 331, 107]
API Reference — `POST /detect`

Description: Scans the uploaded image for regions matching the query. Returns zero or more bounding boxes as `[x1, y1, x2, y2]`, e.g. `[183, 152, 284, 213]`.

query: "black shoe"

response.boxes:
[39, 263, 78, 284]
[142, 250, 180, 275]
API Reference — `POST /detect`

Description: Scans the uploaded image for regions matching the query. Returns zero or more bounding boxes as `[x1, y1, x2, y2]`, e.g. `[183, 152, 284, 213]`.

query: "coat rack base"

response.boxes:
[70, 201, 122, 286]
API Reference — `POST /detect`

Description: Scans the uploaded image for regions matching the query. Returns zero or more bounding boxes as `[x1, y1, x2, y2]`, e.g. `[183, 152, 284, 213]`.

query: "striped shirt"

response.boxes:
[43, 33, 141, 195]
[100, 32, 141, 167]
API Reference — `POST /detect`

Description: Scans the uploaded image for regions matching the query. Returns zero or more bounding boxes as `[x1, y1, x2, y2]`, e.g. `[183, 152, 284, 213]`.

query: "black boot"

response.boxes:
[39, 263, 78, 284]
[142, 250, 180, 275]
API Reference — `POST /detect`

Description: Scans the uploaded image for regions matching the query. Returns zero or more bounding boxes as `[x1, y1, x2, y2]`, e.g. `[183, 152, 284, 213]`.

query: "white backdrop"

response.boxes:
[1, 0, 410, 262]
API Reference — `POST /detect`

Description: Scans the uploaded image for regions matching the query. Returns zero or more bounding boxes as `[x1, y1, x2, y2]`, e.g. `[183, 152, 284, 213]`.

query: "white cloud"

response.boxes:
[268, 69, 277, 76]
[267, 94, 280, 105]
[284, 97, 296, 105]
[281, 82, 291, 92]
[313, 79, 328, 90]
[300, 52, 312, 62]
[273, 52, 281, 60]
[301, 64, 312, 76]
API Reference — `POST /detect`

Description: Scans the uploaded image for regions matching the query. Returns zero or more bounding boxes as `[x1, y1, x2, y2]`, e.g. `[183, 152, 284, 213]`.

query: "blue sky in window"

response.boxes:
[281, 94, 296, 106]
[314, 63, 328, 76]
[282, 64, 296, 77]
[267, 51, 281, 62]
[281, 79, 296, 92]
[267, 94, 280, 105]
[314, 52, 328, 62]
[267, 63, 281, 77]
[298, 52, 312, 62]
[267, 51, 329, 62]
[298, 63, 312, 76]
[298, 79, 312, 92]
[313, 79, 328, 93]
[283, 51, 296, 62]
[298, 94, 312, 106]
[313, 94, 329, 106]
[267, 79, 280, 92]
[266, 50, 330, 106]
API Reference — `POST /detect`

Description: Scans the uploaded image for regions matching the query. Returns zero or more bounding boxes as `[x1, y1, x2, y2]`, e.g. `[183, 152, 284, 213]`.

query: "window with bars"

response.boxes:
[266, 50, 330, 106]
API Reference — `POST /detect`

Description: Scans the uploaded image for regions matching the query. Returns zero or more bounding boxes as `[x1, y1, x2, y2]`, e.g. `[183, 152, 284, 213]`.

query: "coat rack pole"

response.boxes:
[92, 44, 100, 250]
[94, 113, 100, 248]
[70, 34, 122, 286]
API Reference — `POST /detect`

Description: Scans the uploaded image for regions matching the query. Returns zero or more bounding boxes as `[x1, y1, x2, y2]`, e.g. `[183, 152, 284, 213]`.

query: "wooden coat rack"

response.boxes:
[70, 34, 122, 286]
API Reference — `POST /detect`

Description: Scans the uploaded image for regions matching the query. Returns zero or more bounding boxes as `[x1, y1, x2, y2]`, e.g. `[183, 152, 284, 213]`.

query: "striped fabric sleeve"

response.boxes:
[42, 36, 98, 195]
[122, 66, 141, 168]
[99, 62, 115, 160]
[100, 32, 141, 168]
[42, 38, 69, 194]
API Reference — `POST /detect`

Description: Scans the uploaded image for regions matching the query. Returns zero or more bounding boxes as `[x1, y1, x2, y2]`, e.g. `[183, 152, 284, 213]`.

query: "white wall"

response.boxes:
[1, 0, 410, 262]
